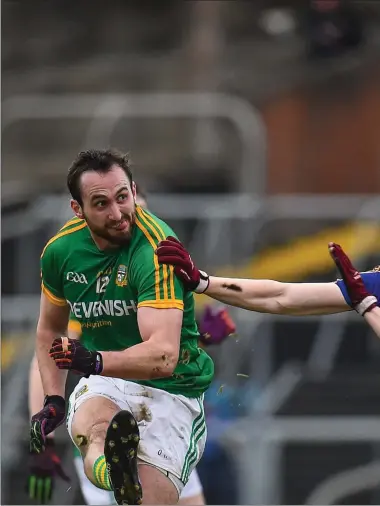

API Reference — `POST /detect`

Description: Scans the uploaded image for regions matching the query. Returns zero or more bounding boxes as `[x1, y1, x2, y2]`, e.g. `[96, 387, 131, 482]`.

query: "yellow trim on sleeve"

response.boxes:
[41, 282, 67, 306]
[135, 217, 161, 301]
[137, 300, 184, 310]
[137, 207, 178, 301]
[169, 265, 175, 299]
[138, 208, 170, 300]
[41, 221, 87, 258]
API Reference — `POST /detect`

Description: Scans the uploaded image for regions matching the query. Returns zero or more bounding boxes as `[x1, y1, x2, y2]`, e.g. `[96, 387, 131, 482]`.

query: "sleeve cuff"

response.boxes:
[335, 279, 351, 306]
[137, 300, 184, 310]
[41, 282, 67, 306]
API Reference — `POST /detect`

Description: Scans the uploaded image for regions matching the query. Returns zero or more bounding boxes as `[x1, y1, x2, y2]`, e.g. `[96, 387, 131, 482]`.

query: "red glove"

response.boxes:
[156, 236, 209, 293]
[329, 242, 378, 315]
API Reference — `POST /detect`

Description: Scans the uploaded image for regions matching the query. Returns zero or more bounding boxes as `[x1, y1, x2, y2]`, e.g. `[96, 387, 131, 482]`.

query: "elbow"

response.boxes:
[152, 348, 179, 378]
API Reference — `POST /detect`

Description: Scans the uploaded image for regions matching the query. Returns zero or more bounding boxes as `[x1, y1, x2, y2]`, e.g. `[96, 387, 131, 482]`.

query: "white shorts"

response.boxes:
[74, 456, 203, 505]
[67, 376, 207, 492]
[180, 467, 204, 500]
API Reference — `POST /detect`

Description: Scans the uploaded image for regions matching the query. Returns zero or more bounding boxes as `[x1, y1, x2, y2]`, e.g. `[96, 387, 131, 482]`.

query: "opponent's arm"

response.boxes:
[204, 276, 348, 315]
[156, 237, 350, 315]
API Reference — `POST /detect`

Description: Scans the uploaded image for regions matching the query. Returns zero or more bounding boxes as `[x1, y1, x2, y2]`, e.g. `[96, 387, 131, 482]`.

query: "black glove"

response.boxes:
[28, 439, 70, 504]
[49, 337, 103, 377]
[30, 395, 66, 454]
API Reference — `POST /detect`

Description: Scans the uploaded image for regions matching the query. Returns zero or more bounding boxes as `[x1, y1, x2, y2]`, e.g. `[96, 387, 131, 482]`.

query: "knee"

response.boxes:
[75, 419, 110, 451]
[88, 420, 110, 446]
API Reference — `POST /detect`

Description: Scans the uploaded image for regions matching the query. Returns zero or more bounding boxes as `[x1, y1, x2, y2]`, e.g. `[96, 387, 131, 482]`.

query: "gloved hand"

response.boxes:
[156, 236, 209, 293]
[30, 395, 66, 454]
[28, 439, 70, 504]
[329, 241, 378, 315]
[198, 305, 236, 345]
[49, 337, 103, 377]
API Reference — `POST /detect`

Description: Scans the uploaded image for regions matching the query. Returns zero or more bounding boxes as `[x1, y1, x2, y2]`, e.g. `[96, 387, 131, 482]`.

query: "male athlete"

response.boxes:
[29, 149, 214, 505]
[28, 186, 234, 505]
[156, 236, 380, 325]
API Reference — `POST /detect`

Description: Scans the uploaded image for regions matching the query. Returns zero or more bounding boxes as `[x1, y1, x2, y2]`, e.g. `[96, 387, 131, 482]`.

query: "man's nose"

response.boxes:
[108, 203, 122, 221]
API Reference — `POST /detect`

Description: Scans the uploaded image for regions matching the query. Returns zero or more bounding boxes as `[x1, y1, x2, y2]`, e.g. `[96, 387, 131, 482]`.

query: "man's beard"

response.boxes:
[84, 211, 136, 246]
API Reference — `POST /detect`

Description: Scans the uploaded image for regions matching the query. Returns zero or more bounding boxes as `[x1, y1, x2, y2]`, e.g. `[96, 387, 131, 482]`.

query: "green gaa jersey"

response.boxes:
[40, 205, 214, 397]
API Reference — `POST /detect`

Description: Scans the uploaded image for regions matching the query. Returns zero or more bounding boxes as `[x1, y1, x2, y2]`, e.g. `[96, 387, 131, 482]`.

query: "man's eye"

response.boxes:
[95, 201, 106, 208]
[117, 194, 127, 202]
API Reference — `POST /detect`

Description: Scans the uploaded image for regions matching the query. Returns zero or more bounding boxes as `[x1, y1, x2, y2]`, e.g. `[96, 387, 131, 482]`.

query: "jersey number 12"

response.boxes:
[96, 275, 110, 293]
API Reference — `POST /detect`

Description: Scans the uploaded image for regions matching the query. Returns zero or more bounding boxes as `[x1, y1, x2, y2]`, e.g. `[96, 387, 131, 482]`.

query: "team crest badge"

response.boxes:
[116, 264, 128, 287]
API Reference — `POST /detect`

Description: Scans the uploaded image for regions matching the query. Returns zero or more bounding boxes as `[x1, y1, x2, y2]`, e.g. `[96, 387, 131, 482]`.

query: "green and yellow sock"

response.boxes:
[93, 455, 112, 491]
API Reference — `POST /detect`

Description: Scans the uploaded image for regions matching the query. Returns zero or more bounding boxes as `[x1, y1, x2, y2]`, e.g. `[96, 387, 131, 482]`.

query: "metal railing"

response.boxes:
[2, 92, 266, 199]
[223, 416, 380, 504]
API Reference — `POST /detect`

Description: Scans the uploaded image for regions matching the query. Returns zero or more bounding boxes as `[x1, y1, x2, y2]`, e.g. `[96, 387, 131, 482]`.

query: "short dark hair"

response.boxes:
[67, 148, 133, 205]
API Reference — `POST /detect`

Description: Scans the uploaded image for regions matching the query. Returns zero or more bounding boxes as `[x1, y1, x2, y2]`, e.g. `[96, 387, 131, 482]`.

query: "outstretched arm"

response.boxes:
[156, 237, 350, 316]
[205, 276, 349, 315]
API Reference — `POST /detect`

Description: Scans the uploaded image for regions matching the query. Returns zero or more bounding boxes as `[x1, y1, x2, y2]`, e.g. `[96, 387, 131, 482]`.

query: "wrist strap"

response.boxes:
[94, 352, 103, 375]
[195, 271, 210, 294]
[355, 296, 378, 316]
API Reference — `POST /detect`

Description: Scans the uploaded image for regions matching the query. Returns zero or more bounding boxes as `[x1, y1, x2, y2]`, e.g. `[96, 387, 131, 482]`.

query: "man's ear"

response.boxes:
[131, 181, 137, 201]
[71, 199, 84, 219]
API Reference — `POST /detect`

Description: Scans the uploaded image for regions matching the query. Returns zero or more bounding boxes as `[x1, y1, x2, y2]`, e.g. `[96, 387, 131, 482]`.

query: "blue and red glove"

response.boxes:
[198, 305, 236, 345]
[49, 337, 103, 377]
[28, 438, 70, 504]
[329, 241, 378, 315]
[156, 236, 209, 293]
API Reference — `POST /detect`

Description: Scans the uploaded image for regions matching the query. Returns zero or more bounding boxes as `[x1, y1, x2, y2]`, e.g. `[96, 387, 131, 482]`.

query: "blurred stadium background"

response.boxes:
[2, 0, 380, 504]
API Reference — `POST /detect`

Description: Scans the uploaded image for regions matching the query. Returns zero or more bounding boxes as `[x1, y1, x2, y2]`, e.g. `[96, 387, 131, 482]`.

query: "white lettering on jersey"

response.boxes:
[66, 272, 88, 284]
[68, 300, 137, 319]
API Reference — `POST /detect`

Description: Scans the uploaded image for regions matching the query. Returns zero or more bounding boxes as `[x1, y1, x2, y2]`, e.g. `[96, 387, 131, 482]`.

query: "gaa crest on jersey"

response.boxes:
[116, 264, 128, 287]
